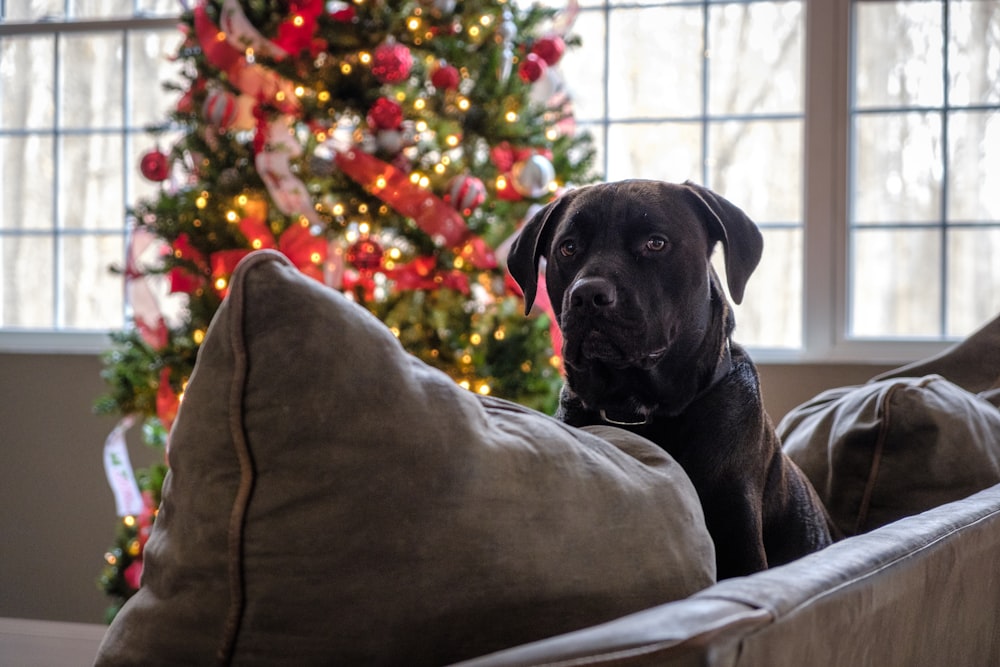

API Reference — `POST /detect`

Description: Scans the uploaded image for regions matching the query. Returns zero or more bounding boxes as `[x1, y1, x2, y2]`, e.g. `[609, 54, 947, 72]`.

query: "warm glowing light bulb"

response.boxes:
[470, 333, 482, 345]
[341, 63, 352, 74]
[215, 277, 228, 291]
[225, 210, 238, 223]
[477, 384, 491, 396]
[195, 195, 208, 209]
[505, 110, 518, 123]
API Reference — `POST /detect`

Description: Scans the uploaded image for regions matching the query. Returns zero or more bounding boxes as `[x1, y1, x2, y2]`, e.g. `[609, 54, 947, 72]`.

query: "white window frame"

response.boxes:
[0, 1, 964, 364]
[795, 0, 952, 365]
[0, 13, 178, 354]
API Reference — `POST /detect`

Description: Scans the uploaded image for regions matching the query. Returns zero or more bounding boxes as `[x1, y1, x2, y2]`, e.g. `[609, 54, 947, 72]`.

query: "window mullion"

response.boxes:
[802, 0, 851, 359]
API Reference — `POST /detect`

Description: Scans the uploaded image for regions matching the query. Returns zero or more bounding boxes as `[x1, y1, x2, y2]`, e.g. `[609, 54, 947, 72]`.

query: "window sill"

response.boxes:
[0, 331, 113, 355]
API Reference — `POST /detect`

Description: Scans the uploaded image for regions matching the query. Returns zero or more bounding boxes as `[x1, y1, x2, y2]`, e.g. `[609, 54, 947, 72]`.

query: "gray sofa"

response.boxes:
[88, 252, 1000, 666]
[456, 482, 1000, 666]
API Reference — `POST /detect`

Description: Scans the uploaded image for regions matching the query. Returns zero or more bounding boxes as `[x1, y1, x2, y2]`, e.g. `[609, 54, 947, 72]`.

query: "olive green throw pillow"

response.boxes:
[95, 250, 715, 666]
[779, 374, 1000, 538]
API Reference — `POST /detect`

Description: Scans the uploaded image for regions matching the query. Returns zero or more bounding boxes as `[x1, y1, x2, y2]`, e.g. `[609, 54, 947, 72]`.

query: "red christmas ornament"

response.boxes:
[347, 237, 385, 272]
[202, 89, 238, 130]
[531, 35, 566, 66]
[139, 149, 170, 182]
[367, 97, 404, 130]
[431, 63, 461, 91]
[329, 1, 355, 21]
[371, 41, 413, 83]
[518, 53, 547, 83]
[445, 175, 487, 216]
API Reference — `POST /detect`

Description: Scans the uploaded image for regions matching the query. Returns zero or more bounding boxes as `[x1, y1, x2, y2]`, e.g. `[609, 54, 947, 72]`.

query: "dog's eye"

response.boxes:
[559, 240, 577, 257]
[646, 236, 668, 252]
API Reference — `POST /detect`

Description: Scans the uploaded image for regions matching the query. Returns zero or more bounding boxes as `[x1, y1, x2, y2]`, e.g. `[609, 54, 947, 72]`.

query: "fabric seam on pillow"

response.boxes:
[854, 384, 899, 535]
[215, 252, 265, 664]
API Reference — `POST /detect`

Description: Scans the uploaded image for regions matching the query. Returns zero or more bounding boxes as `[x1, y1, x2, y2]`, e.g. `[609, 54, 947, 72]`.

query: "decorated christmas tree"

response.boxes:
[94, 0, 596, 620]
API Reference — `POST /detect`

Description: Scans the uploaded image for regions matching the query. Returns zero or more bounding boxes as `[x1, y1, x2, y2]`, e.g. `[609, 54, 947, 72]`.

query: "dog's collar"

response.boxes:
[598, 339, 733, 427]
[599, 410, 650, 427]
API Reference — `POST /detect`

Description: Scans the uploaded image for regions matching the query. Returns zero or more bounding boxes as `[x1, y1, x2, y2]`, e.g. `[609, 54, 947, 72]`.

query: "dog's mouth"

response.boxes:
[566, 329, 667, 371]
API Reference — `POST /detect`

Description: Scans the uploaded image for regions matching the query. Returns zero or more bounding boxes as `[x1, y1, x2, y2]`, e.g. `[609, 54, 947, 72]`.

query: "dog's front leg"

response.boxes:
[699, 486, 769, 579]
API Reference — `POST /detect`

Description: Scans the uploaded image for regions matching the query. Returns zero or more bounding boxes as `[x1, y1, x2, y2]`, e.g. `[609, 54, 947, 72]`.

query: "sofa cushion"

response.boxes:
[94, 249, 715, 667]
[778, 374, 1000, 537]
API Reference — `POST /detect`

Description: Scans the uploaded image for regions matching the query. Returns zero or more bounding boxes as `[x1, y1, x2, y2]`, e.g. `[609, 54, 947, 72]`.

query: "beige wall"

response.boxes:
[0, 352, 892, 624]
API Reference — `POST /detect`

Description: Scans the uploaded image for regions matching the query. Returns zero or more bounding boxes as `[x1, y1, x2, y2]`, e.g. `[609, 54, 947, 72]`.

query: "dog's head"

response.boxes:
[507, 179, 763, 419]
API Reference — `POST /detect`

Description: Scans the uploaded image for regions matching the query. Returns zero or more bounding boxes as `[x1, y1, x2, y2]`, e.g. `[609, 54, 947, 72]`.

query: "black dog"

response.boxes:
[507, 179, 835, 579]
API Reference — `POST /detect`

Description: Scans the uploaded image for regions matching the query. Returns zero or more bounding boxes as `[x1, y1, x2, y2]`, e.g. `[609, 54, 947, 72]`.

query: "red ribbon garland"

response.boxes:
[334, 148, 497, 270]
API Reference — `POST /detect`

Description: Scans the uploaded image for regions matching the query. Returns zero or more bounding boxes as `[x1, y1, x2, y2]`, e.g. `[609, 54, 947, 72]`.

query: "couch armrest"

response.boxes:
[452, 483, 1000, 666]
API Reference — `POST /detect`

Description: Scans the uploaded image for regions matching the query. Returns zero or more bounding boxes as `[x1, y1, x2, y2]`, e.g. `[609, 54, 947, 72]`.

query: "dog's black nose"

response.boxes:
[569, 277, 617, 310]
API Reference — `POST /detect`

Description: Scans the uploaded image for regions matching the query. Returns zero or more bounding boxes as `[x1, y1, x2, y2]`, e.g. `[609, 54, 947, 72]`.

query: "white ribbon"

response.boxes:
[219, 0, 289, 60]
[102, 416, 144, 517]
[256, 117, 321, 225]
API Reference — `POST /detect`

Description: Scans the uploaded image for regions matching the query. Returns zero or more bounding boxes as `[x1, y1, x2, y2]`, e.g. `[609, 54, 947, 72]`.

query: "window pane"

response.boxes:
[708, 119, 803, 222]
[0, 235, 54, 328]
[709, 2, 803, 115]
[1, 1, 65, 21]
[853, 111, 943, 224]
[851, 228, 942, 337]
[949, 0, 1000, 105]
[1, 35, 55, 130]
[59, 134, 125, 230]
[947, 227, 1000, 336]
[128, 30, 184, 128]
[854, 1, 944, 108]
[135, 0, 185, 14]
[947, 110, 1000, 221]
[61, 32, 124, 129]
[728, 227, 803, 348]
[2, 135, 55, 231]
[61, 233, 125, 329]
[557, 9, 605, 122]
[607, 6, 703, 119]
[605, 122, 701, 182]
[69, 0, 133, 19]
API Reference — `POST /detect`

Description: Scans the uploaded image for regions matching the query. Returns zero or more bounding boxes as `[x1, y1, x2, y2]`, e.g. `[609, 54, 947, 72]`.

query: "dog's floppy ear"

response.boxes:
[681, 181, 763, 305]
[507, 194, 571, 315]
